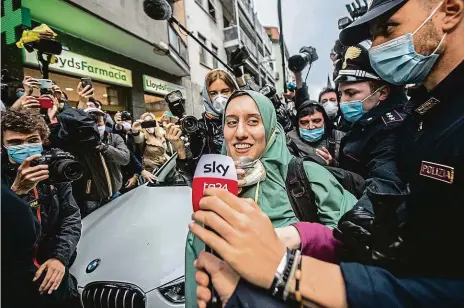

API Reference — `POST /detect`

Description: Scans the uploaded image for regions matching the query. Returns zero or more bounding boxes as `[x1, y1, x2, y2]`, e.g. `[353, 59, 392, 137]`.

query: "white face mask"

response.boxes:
[212, 94, 229, 114]
[122, 122, 131, 131]
[323, 101, 339, 119]
[146, 127, 155, 134]
[97, 125, 106, 138]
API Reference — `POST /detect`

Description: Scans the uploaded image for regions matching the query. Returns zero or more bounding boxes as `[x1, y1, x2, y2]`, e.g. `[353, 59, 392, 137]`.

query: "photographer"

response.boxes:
[289, 46, 318, 109]
[1, 109, 81, 307]
[165, 69, 241, 177]
[77, 108, 130, 212]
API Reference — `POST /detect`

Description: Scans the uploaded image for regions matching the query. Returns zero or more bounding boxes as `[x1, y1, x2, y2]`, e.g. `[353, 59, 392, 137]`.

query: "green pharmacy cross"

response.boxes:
[1, 0, 31, 44]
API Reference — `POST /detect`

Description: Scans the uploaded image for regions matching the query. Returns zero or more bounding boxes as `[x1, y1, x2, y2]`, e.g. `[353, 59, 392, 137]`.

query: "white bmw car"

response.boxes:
[70, 156, 192, 307]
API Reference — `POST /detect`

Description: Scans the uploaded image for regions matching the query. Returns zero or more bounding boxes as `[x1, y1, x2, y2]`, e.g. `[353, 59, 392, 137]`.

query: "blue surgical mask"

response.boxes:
[340, 101, 364, 123]
[369, 2, 446, 85]
[340, 86, 384, 123]
[6, 143, 43, 164]
[299, 126, 324, 143]
[17, 91, 24, 98]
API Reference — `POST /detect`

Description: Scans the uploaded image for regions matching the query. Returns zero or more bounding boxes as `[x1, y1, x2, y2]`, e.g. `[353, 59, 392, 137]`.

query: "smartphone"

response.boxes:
[37, 97, 54, 109]
[141, 120, 158, 129]
[81, 77, 93, 89]
[38, 79, 53, 90]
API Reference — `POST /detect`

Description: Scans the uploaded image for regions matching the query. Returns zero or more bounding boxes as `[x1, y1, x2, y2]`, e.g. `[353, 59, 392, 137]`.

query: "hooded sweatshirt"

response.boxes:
[184, 91, 357, 307]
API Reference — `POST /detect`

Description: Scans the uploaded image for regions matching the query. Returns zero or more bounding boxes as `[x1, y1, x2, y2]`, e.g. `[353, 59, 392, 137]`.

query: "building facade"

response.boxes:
[184, 0, 276, 116]
[1, 0, 191, 119]
[264, 26, 292, 95]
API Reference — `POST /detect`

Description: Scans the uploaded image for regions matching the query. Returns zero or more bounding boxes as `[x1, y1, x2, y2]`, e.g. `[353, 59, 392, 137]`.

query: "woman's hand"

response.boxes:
[315, 147, 333, 165]
[132, 121, 142, 133]
[194, 251, 240, 308]
[22, 76, 40, 96]
[77, 82, 94, 108]
[20, 96, 41, 110]
[141, 170, 157, 184]
[165, 123, 187, 159]
[125, 175, 138, 189]
[189, 188, 287, 289]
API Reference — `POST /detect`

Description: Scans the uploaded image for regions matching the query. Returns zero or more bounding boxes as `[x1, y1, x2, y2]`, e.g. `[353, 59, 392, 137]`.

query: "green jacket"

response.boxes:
[185, 91, 357, 307]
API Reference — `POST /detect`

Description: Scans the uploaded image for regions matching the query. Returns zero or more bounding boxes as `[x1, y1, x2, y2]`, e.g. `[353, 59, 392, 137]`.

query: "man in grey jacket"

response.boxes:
[81, 108, 130, 216]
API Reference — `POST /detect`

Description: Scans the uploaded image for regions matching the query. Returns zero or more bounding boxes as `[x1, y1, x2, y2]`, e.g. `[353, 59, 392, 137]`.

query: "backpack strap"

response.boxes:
[285, 157, 319, 222]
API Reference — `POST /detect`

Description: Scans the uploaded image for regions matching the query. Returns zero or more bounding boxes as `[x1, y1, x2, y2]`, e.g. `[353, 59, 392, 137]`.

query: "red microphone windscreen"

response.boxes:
[192, 154, 238, 212]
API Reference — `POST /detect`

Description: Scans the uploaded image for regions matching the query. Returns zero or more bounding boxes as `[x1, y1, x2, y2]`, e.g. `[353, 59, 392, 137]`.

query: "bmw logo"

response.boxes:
[86, 259, 101, 273]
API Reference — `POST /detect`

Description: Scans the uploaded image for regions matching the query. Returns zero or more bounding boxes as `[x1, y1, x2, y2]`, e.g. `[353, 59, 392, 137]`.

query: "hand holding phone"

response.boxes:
[81, 77, 92, 90]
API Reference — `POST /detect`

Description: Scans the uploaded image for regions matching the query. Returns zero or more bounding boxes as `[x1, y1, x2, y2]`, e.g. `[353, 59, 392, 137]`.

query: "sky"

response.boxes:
[253, 0, 348, 99]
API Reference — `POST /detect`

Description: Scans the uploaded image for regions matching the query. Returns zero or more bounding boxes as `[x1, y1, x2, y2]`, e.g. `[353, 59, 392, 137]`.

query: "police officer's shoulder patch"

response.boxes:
[381, 110, 404, 125]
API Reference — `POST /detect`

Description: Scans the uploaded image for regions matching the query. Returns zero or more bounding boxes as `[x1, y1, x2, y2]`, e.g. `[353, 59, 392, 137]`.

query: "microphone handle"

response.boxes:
[205, 226, 222, 308]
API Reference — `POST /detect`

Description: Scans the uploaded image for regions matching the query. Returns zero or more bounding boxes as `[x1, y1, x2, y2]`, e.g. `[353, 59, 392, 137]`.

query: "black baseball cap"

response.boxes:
[339, 0, 407, 46]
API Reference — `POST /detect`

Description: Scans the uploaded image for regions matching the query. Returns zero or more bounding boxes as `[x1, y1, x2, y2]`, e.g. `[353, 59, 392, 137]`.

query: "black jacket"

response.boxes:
[338, 91, 409, 213]
[398, 61, 464, 278]
[1, 167, 82, 268]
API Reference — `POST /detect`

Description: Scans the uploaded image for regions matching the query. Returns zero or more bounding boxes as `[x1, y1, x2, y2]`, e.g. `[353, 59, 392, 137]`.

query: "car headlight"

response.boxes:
[158, 276, 185, 304]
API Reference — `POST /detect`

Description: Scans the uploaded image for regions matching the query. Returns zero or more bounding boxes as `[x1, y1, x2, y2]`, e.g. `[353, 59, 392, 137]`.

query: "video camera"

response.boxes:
[288, 46, 318, 72]
[229, 46, 250, 70]
[165, 90, 205, 136]
[260, 84, 282, 109]
[31, 148, 84, 184]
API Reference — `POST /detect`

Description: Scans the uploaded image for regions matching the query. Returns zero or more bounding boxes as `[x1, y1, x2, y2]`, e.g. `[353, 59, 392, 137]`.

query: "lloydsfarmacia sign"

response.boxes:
[23, 49, 132, 87]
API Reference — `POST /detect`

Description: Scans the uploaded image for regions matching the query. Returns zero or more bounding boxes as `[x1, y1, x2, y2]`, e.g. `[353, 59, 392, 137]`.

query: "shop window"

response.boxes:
[212, 44, 219, 69]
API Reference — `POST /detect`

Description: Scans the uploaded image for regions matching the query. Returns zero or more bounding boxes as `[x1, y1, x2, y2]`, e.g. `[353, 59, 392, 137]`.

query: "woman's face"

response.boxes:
[208, 79, 232, 101]
[224, 96, 266, 161]
[298, 111, 325, 129]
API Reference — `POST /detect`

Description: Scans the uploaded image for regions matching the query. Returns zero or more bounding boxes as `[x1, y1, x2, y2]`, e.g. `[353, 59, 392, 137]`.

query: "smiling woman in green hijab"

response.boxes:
[184, 90, 357, 307]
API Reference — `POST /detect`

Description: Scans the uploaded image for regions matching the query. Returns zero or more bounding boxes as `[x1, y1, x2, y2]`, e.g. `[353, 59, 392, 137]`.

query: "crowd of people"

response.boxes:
[1, 76, 178, 307]
[1, 0, 463, 307]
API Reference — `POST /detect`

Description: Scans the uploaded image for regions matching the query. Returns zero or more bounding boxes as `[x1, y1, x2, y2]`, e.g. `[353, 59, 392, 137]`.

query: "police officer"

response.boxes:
[338, 0, 464, 305]
[191, 1, 464, 307]
[327, 44, 408, 214]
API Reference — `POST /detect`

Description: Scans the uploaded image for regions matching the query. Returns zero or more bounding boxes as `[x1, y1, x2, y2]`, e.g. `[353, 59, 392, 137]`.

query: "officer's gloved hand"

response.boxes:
[333, 206, 375, 262]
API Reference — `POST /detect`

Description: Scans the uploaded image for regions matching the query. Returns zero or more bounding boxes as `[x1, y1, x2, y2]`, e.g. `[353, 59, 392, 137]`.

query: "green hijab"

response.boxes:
[221, 90, 298, 227]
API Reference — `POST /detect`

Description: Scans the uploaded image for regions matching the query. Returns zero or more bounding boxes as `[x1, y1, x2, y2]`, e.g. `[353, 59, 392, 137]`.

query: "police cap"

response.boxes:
[335, 44, 380, 83]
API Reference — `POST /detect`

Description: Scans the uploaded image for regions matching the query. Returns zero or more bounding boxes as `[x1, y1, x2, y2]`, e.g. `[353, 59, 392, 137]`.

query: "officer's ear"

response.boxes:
[378, 86, 390, 102]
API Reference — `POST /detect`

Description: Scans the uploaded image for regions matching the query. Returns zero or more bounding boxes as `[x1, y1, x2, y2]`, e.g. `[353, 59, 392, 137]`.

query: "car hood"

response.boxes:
[70, 184, 193, 292]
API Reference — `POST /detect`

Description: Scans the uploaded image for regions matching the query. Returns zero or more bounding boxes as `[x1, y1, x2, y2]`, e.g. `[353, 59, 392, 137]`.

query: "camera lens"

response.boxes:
[54, 159, 84, 181]
[181, 116, 199, 134]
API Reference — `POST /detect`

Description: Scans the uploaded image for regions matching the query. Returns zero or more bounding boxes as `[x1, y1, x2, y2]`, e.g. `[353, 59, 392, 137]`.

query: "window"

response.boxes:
[269, 62, 274, 70]
[212, 45, 219, 69]
[208, 0, 216, 21]
[198, 34, 208, 66]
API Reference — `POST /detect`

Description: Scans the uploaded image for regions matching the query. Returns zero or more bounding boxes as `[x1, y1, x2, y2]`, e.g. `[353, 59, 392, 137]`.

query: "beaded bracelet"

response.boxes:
[283, 249, 301, 301]
[270, 249, 297, 299]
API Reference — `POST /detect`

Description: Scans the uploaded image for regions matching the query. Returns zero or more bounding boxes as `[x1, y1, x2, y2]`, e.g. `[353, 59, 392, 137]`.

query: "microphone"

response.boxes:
[192, 154, 238, 308]
[192, 154, 238, 212]
[143, 0, 173, 21]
